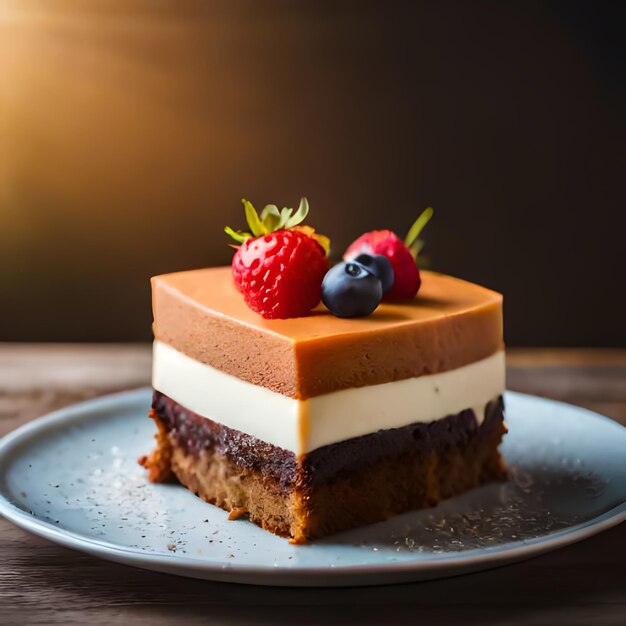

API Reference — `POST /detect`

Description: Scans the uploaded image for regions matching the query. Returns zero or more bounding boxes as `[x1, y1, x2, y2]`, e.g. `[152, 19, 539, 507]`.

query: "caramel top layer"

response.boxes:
[152, 266, 503, 399]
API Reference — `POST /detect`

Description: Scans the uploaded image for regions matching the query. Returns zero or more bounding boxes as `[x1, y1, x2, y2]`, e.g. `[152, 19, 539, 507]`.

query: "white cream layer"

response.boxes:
[152, 341, 505, 456]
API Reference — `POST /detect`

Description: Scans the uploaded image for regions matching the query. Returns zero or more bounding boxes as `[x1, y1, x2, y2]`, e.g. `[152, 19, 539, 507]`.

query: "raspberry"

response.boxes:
[345, 230, 420, 299]
[344, 207, 433, 300]
[225, 197, 330, 318]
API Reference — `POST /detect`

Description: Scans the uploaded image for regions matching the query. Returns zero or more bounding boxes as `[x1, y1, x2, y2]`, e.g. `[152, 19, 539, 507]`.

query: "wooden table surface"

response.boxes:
[1, 344, 624, 626]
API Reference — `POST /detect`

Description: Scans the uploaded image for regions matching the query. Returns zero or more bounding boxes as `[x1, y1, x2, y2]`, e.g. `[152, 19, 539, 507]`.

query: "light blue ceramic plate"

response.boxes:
[0, 389, 624, 587]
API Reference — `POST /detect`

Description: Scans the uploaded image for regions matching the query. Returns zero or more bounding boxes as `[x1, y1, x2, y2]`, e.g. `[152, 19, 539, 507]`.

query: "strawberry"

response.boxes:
[344, 207, 433, 300]
[231, 247, 245, 291]
[225, 197, 330, 319]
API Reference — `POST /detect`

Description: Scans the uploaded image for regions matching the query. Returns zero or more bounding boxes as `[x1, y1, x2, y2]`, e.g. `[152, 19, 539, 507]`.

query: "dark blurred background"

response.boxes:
[1, 0, 624, 345]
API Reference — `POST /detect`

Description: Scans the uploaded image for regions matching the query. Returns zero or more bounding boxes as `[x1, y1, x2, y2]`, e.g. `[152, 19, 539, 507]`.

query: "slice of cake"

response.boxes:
[141, 199, 507, 542]
[141, 264, 506, 543]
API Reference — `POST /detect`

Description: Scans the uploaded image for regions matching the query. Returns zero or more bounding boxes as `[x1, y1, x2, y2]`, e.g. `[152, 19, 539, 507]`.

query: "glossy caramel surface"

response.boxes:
[152, 267, 503, 398]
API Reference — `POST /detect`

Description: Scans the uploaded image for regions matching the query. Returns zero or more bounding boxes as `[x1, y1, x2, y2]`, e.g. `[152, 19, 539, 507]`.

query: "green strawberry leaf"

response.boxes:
[242, 198, 267, 237]
[260, 204, 281, 231]
[226, 196, 325, 251]
[285, 197, 309, 228]
[277, 207, 293, 228]
[404, 206, 433, 248]
[224, 226, 252, 243]
[260, 204, 280, 218]
[408, 239, 423, 259]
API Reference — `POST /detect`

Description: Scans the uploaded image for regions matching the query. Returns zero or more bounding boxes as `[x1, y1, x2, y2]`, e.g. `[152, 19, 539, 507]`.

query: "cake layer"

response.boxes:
[152, 266, 503, 399]
[153, 340, 506, 455]
[144, 392, 507, 541]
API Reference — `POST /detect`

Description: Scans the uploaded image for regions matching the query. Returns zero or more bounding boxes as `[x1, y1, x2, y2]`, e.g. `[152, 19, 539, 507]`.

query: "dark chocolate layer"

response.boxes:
[152, 392, 297, 491]
[302, 397, 504, 484]
[152, 391, 505, 489]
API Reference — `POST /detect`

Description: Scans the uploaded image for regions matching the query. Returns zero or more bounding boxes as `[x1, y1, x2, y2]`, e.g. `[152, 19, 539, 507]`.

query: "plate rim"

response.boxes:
[0, 388, 624, 586]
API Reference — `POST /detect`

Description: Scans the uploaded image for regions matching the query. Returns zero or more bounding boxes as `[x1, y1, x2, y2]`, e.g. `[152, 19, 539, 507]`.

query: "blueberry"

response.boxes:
[321, 261, 383, 318]
[351, 253, 394, 294]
